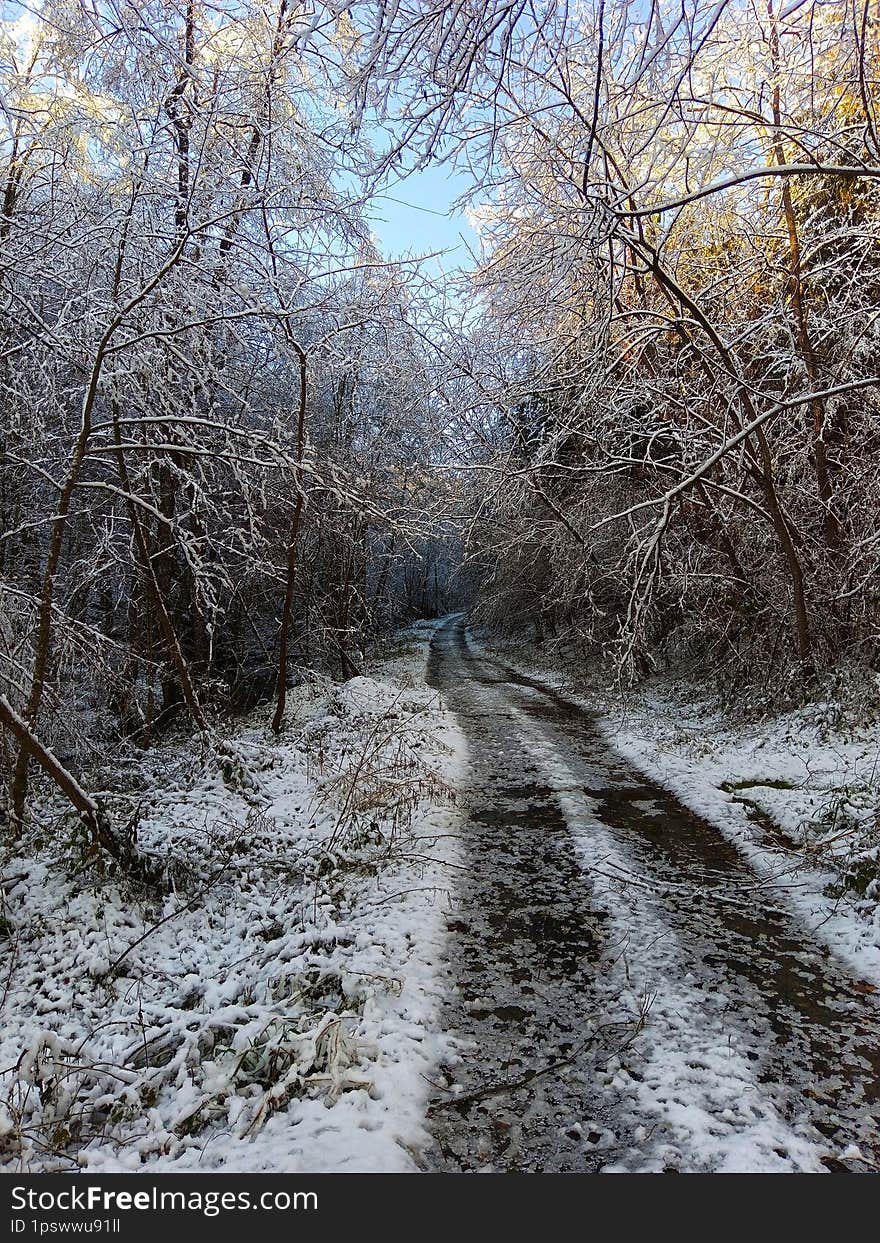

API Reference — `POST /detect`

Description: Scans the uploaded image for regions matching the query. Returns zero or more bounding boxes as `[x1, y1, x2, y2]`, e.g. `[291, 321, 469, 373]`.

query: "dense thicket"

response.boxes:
[434, 0, 880, 693]
[0, 0, 463, 846]
[3, 0, 880, 854]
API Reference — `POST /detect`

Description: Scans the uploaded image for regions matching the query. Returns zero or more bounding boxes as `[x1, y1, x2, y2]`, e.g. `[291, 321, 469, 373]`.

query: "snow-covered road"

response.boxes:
[421, 617, 880, 1173]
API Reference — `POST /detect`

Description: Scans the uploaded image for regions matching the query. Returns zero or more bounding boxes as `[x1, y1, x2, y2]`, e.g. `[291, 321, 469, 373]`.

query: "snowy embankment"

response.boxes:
[475, 633, 880, 991]
[0, 621, 464, 1172]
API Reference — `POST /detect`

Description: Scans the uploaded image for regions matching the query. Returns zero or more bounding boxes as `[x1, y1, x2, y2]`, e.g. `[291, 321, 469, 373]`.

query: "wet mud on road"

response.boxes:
[420, 617, 880, 1173]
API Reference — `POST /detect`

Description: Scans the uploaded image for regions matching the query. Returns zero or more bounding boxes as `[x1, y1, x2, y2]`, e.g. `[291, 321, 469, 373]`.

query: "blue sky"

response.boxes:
[364, 162, 480, 273]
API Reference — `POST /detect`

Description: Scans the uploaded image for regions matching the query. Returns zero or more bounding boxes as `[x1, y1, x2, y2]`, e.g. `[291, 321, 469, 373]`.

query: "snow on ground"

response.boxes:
[474, 631, 880, 991]
[0, 621, 464, 1172]
[598, 681, 880, 992]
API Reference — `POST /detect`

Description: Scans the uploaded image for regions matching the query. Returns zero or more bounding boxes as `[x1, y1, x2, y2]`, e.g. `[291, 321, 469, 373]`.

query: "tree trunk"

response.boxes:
[271, 343, 308, 733]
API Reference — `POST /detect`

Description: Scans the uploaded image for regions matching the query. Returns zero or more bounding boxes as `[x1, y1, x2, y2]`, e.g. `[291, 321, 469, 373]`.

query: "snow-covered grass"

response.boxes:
[0, 620, 464, 1172]
[475, 632, 880, 990]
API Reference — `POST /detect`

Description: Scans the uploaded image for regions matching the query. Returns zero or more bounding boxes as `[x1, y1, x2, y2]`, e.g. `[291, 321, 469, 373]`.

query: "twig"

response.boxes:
[428, 1004, 652, 1112]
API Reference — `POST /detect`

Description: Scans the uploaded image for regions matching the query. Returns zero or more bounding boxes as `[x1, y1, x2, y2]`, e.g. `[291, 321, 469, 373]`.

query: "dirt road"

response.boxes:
[421, 617, 880, 1172]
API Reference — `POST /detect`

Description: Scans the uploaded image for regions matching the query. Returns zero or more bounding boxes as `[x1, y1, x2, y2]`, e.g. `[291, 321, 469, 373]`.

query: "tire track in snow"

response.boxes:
[424, 616, 880, 1172]
[514, 708, 827, 1171]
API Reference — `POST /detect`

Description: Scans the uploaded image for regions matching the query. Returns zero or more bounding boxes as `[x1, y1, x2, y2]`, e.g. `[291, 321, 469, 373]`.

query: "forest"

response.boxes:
[2, 0, 880, 1179]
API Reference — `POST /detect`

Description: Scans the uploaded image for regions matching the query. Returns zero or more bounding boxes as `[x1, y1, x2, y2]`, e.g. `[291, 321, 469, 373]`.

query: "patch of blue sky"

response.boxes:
[364, 160, 480, 275]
